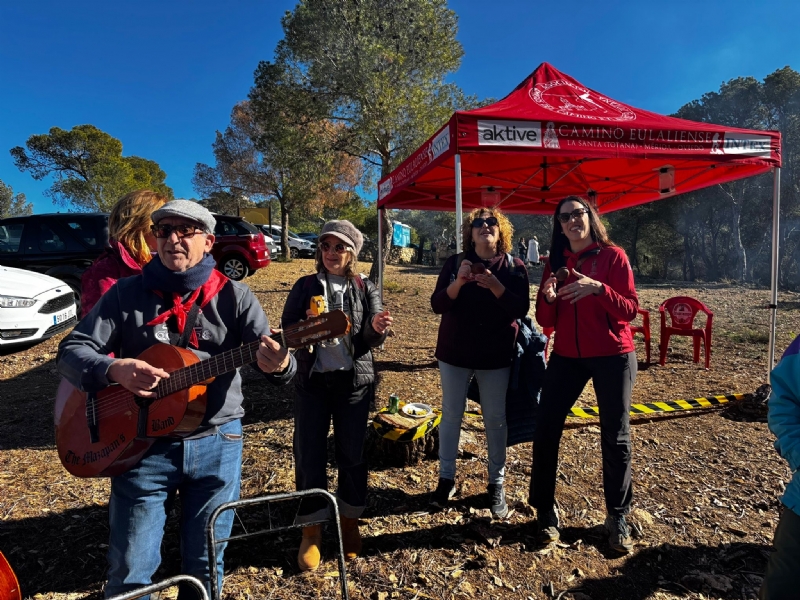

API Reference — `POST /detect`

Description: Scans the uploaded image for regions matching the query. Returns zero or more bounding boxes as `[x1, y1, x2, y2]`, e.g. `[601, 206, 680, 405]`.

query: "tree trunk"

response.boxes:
[683, 233, 696, 281]
[630, 221, 640, 274]
[280, 198, 291, 260]
[368, 155, 394, 284]
[368, 209, 393, 283]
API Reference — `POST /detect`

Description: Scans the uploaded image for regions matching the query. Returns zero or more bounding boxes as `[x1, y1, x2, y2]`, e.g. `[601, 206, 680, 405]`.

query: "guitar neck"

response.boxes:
[156, 333, 282, 397]
[153, 310, 349, 398]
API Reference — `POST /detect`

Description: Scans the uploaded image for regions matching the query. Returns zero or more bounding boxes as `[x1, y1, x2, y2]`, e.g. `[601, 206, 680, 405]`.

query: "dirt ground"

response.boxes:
[1, 259, 796, 600]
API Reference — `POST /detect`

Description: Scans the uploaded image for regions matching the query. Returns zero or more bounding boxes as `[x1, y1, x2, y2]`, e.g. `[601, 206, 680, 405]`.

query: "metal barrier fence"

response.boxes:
[206, 488, 349, 600]
[106, 575, 208, 600]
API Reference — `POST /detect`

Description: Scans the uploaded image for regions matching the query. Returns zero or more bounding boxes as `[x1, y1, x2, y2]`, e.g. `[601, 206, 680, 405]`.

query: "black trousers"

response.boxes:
[760, 506, 800, 600]
[293, 369, 372, 518]
[529, 352, 637, 517]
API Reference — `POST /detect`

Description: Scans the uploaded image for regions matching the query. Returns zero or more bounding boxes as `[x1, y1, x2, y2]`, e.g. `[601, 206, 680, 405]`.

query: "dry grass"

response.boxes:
[1, 259, 797, 599]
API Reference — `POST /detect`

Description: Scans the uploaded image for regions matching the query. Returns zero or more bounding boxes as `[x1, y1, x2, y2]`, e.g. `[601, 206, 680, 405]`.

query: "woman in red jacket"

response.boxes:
[530, 195, 638, 554]
[81, 190, 167, 316]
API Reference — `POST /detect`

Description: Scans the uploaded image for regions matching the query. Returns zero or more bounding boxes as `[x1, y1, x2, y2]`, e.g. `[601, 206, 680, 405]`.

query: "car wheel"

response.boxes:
[64, 279, 82, 317]
[290, 247, 299, 259]
[222, 256, 249, 281]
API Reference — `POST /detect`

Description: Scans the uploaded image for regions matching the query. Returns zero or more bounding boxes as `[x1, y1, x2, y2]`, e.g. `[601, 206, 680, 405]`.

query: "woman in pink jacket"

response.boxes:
[81, 190, 167, 316]
[530, 195, 639, 554]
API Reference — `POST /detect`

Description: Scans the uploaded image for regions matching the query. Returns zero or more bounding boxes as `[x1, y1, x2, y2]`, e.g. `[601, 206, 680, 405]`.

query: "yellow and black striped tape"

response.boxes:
[371, 409, 442, 442]
[463, 393, 745, 421]
[567, 393, 744, 419]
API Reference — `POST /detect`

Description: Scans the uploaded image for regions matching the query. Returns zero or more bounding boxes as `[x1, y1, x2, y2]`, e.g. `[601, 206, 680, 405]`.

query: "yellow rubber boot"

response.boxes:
[297, 524, 322, 571]
[340, 516, 362, 560]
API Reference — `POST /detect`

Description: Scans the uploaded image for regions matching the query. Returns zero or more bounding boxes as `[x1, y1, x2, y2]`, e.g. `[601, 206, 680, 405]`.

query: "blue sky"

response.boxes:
[1, 0, 798, 213]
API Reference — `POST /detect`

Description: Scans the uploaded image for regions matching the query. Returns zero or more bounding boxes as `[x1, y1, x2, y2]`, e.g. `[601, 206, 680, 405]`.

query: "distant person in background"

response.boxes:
[430, 241, 438, 267]
[760, 336, 800, 599]
[518, 237, 527, 260]
[81, 190, 168, 316]
[527, 236, 540, 266]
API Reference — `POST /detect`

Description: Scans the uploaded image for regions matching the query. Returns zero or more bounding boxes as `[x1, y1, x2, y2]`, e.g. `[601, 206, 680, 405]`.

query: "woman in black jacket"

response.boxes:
[430, 207, 530, 518]
[281, 219, 392, 572]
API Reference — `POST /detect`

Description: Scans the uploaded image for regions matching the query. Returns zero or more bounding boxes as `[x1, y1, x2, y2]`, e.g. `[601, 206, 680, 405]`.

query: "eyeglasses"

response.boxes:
[556, 208, 589, 223]
[471, 216, 499, 228]
[150, 224, 206, 239]
[320, 240, 350, 254]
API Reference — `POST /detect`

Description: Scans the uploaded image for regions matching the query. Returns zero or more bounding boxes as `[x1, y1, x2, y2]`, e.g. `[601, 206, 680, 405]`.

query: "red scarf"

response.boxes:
[146, 270, 228, 348]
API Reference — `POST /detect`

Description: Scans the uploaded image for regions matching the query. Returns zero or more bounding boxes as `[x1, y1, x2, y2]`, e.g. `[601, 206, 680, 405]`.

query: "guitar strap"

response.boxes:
[174, 300, 202, 349]
[138, 298, 203, 438]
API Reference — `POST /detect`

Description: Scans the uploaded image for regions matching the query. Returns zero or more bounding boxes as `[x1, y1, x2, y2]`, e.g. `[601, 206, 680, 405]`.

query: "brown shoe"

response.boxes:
[297, 524, 322, 571]
[340, 516, 362, 560]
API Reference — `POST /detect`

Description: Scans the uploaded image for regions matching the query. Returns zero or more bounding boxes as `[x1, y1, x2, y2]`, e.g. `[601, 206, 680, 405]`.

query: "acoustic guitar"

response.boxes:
[0, 551, 21, 600]
[55, 310, 350, 478]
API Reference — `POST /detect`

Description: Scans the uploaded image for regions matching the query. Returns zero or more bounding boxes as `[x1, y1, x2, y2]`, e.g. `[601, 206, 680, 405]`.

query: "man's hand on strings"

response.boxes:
[108, 358, 170, 398]
[257, 332, 290, 374]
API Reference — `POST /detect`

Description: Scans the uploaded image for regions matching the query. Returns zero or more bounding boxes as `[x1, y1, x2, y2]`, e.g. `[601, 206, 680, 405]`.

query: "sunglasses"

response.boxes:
[556, 208, 589, 223]
[471, 216, 499, 228]
[320, 240, 350, 254]
[150, 223, 206, 239]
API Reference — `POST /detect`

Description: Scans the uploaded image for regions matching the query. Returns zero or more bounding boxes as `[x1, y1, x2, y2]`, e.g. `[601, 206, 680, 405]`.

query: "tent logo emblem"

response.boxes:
[531, 80, 636, 122]
[378, 177, 393, 200]
[719, 132, 772, 157]
[428, 127, 451, 162]
[544, 122, 560, 149]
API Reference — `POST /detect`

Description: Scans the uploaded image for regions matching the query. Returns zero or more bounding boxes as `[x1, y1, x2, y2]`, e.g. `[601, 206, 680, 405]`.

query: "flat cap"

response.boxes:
[320, 219, 363, 255]
[152, 199, 216, 233]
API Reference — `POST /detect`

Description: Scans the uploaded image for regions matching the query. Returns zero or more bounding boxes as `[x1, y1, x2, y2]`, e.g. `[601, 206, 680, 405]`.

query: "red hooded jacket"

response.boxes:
[81, 240, 144, 317]
[535, 243, 638, 358]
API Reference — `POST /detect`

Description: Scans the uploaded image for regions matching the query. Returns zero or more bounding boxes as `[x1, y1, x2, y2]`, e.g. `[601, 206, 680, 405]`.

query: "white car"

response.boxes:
[259, 225, 315, 258]
[0, 266, 77, 346]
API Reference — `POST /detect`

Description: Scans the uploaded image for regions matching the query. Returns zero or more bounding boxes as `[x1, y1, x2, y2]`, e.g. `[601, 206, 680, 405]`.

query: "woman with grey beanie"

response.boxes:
[281, 219, 392, 571]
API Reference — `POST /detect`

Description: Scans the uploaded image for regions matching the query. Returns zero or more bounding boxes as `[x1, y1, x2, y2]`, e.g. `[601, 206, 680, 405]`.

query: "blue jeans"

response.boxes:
[105, 419, 243, 600]
[293, 370, 372, 523]
[438, 361, 510, 485]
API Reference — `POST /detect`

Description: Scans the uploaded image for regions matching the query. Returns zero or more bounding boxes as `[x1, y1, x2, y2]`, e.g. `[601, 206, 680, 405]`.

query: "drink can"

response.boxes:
[388, 394, 400, 414]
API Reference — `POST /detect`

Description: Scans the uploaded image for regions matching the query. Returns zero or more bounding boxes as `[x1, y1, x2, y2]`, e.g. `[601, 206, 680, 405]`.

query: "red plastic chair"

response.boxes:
[630, 308, 651, 364]
[542, 326, 555, 360]
[658, 296, 714, 369]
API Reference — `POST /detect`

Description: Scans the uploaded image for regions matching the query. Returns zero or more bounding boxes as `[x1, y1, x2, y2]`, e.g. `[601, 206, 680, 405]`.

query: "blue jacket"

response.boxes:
[768, 335, 800, 514]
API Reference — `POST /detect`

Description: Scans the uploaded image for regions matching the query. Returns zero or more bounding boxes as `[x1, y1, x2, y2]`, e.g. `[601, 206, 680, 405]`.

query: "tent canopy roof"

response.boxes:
[377, 63, 781, 214]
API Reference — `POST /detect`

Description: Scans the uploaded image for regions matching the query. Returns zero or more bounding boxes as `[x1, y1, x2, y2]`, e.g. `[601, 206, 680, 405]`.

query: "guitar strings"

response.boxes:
[83, 314, 343, 420]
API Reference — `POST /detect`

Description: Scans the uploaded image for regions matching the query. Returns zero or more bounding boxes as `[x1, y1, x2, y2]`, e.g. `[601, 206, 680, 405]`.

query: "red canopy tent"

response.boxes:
[376, 63, 783, 372]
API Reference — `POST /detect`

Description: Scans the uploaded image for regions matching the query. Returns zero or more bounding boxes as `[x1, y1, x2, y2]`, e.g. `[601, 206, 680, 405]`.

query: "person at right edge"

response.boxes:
[530, 195, 639, 554]
[759, 337, 800, 599]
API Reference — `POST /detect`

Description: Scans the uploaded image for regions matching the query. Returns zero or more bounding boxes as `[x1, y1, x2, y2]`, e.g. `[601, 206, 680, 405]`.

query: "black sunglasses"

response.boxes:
[556, 208, 589, 223]
[319, 240, 350, 254]
[471, 216, 499, 228]
[150, 223, 206, 239]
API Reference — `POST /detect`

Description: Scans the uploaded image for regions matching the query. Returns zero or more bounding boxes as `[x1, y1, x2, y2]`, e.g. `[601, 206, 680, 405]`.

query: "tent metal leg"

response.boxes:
[378, 207, 384, 304]
[769, 167, 781, 378]
[455, 153, 463, 253]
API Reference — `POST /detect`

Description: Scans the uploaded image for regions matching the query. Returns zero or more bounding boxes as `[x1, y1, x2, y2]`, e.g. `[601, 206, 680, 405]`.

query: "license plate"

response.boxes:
[54, 305, 76, 325]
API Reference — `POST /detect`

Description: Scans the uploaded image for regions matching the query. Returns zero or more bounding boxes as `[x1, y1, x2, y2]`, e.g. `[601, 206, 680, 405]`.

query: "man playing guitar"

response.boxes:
[57, 200, 295, 599]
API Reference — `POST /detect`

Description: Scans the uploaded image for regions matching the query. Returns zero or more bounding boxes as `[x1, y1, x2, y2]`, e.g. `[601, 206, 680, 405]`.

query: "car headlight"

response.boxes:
[0, 296, 36, 308]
